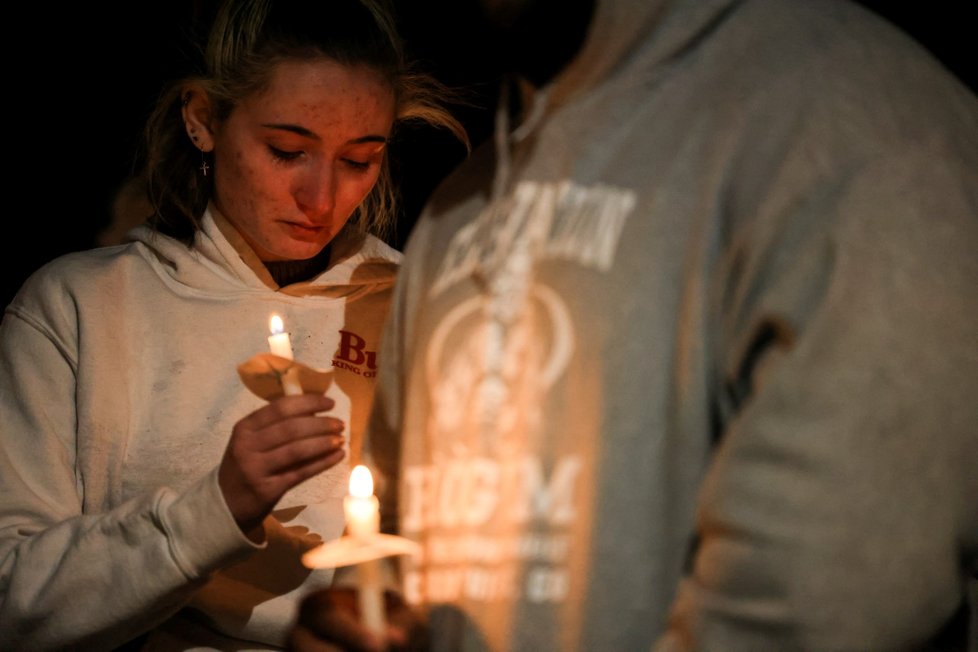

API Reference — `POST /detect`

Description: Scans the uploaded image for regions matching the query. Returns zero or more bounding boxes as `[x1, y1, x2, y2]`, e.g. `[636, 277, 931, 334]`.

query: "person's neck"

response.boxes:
[264, 245, 332, 287]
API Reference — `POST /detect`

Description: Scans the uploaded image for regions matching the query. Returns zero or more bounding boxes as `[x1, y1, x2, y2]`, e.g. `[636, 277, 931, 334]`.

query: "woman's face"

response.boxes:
[211, 58, 395, 261]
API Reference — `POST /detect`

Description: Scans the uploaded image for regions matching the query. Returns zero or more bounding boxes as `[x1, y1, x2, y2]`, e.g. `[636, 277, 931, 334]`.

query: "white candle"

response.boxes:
[267, 314, 303, 395]
[345, 465, 385, 637]
[268, 314, 293, 359]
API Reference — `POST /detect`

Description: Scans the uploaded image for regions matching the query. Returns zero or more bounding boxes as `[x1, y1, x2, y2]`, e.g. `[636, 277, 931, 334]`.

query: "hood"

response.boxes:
[127, 205, 401, 300]
[547, 0, 740, 109]
[490, 0, 740, 200]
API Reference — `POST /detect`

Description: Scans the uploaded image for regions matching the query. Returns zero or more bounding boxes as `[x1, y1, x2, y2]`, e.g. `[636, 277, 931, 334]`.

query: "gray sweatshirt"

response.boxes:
[359, 0, 978, 649]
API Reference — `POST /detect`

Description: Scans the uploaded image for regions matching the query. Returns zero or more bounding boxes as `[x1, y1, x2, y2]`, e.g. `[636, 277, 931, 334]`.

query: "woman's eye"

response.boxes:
[269, 146, 302, 162]
[343, 158, 371, 172]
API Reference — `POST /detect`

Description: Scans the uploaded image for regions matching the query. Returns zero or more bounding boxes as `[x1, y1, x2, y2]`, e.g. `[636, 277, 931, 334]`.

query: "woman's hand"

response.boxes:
[219, 393, 346, 540]
[287, 587, 426, 652]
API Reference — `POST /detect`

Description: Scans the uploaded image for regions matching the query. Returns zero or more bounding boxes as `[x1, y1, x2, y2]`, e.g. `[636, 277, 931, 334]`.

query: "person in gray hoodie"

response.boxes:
[288, 0, 978, 650]
[0, 0, 467, 649]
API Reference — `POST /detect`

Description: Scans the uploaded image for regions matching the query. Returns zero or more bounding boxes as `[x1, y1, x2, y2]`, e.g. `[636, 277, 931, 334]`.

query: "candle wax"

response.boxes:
[344, 495, 380, 539]
[345, 465, 385, 636]
[268, 333, 293, 360]
[267, 314, 302, 395]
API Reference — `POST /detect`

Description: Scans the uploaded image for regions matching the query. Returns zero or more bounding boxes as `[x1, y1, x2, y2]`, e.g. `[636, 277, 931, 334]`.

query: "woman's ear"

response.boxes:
[181, 83, 215, 153]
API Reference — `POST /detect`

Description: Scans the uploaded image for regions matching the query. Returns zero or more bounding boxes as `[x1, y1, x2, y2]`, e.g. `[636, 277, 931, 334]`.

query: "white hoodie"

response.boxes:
[0, 206, 401, 649]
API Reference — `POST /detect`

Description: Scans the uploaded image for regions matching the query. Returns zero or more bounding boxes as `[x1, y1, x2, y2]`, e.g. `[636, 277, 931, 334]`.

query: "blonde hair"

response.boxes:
[144, 0, 468, 245]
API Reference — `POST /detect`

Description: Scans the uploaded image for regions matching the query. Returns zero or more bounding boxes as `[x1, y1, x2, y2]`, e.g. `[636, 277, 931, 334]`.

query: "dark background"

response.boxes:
[4, 1, 975, 311]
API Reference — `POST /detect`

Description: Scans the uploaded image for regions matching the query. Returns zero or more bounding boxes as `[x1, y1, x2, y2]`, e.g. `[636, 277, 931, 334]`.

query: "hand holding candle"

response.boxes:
[345, 465, 386, 637]
[268, 314, 303, 396]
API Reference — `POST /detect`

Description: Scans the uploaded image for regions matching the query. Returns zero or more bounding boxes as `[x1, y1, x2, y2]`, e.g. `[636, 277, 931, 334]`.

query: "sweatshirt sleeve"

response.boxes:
[0, 304, 259, 650]
[656, 140, 978, 650]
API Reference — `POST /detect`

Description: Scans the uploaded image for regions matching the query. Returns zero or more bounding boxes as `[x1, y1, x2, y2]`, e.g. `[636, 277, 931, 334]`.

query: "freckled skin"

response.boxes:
[211, 59, 396, 262]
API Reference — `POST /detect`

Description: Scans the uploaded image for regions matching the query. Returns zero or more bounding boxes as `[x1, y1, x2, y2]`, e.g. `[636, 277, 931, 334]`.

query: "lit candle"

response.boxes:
[267, 314, 303, 395]
[345, 465, 385, 636]
[268, 314, 293, 359]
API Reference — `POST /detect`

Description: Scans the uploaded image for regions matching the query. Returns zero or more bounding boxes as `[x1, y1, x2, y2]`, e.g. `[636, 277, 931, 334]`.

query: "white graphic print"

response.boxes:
[425, 286, 573, 455]
[431, 180, 635, 297]
[404, 180, 635, 605]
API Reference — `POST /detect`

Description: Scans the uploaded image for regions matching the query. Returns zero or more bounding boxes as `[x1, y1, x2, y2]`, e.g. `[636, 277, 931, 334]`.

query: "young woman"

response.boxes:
[0, 0, 466, 648]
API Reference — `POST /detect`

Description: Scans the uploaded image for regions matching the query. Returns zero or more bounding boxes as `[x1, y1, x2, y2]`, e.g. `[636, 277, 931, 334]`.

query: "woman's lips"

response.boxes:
[283, 221, 325, 241]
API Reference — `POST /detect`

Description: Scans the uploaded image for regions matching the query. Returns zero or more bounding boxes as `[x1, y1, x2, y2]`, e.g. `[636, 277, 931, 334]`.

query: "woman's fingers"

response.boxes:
[220, 393, 348, 533]
[240, 393, 336, 431]
[254, 414, 346, 453]
[272, 439, 348, 488]
[293, 588, 384, 652]
[287, 588, 421, 652]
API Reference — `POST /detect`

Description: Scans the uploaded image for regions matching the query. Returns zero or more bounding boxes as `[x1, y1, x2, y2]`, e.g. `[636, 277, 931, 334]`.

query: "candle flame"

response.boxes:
[269, 314, 284, 335]
[349, 465, 374, 497]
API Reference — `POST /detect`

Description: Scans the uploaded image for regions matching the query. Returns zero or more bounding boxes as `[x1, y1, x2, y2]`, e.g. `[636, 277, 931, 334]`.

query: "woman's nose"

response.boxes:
[295, 166, 336, 221]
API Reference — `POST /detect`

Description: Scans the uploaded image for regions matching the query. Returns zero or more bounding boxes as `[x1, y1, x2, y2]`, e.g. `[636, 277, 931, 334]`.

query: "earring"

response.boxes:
[199, 149, 210, 177]
[188, 126, 210, 176]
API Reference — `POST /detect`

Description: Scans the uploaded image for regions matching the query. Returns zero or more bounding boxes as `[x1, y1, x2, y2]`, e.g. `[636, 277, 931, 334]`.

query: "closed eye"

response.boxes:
[342, 158, 371, 171]
[269, 145, 303, 162]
